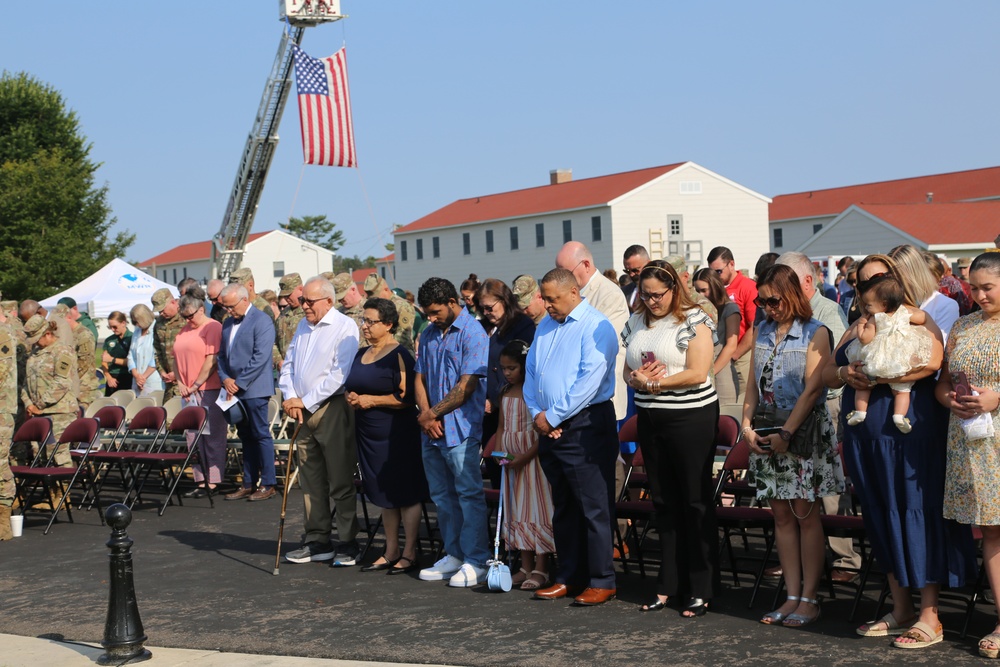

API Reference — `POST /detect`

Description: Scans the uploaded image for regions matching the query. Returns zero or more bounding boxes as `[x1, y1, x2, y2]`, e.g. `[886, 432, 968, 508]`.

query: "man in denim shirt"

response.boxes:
[414, 277, 491, 587]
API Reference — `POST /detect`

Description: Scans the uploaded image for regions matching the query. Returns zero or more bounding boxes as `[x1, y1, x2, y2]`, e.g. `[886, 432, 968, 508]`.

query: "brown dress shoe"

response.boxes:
[573, 587, 617, 606]
[225, 487, 255, 501]
[534, 583, 583, 600]
[248, 486, 276, 502]
[830, 568, 858, 583]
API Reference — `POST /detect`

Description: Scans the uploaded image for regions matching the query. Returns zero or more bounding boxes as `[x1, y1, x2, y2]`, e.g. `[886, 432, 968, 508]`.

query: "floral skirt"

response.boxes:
[748, 407, 845, 501]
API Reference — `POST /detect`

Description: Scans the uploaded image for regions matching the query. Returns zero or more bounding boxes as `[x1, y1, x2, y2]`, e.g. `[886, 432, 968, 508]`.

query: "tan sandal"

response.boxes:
[979, 631, 1000, 659]
[892, 621, 944, 649]
[856, 611, 917, 637]
[520, 570, 549, 591]
[510, 568, 530, 587]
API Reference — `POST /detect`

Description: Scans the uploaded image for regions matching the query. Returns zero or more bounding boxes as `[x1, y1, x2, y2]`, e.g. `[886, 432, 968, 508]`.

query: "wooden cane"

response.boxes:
[273, 422, 302, 575]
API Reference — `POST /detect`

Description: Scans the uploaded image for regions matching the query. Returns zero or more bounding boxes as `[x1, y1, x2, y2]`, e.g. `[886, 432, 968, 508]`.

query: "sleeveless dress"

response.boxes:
[942, 314, 1000, 524]
[499, 394, 555, 553]
[837, 340, 975, 588]
[846, 306, 933, 384]
[345, 346, 428, 508]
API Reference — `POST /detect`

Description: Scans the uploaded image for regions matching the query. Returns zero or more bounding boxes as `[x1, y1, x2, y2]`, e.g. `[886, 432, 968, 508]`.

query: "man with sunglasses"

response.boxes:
[707, 246, 758, 401]
[622, 245, 650, 313]
[217, 283, 278, 502]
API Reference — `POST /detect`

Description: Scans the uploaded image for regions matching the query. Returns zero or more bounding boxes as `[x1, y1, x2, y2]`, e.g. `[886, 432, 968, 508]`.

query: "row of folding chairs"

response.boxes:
[10, 405, 212, 534]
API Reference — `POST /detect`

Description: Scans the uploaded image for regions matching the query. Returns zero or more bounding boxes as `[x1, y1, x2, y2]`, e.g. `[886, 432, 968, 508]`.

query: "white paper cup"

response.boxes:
[10, 514, 23, 538]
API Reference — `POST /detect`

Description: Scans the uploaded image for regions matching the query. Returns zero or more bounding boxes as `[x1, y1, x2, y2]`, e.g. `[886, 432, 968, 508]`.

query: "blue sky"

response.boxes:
[2, 2, 998, 265]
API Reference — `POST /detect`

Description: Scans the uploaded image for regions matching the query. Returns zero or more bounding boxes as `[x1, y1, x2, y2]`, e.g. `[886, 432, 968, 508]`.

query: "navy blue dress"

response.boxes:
[345, 346, 428, 509]
[837, 342, 975, 588]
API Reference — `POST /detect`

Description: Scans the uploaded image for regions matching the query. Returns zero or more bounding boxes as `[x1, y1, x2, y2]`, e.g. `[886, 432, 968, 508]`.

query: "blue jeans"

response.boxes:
[422, 439, 489, 567]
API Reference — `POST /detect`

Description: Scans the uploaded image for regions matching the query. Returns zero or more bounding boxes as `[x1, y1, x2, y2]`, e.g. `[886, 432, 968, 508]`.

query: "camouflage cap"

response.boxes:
[278, 272, 302, 297]
[151, 287, 174, 312]
[957, 257, 973, 268]
[0, 300, 17, 314]
[229, 267, 254, 285]
[23, 314, 48, 345]
[51, 303, 71, 319]
[363, 273, 386, 296]
[332, 273, 354, 301]
[664, 254, 688, 274]
[512, 275, 539, 309]
[320, 271, 336, 282]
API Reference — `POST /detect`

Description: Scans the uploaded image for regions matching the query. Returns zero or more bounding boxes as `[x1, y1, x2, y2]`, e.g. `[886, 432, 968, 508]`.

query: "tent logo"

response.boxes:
[117, 272, 156, 291]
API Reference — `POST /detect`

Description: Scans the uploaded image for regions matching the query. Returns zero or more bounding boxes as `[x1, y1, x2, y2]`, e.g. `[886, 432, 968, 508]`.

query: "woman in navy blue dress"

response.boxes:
[345, 298, 428, 575]
[824, 254, 975, 649]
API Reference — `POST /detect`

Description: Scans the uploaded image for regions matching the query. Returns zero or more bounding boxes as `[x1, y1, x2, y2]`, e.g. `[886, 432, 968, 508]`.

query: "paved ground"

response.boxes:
[1, 489, 996, 666]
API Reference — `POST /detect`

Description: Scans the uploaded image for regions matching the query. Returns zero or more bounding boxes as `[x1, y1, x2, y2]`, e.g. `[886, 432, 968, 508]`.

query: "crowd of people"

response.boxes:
[2, 239, 999, 656]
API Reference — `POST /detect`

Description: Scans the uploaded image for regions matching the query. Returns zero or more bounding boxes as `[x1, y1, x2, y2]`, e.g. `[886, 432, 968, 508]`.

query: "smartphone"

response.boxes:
[490, 451, 515, 461]
[640, 351, 656, 365]
[952, 371, 971, 399]
[754, 426, 782, 445]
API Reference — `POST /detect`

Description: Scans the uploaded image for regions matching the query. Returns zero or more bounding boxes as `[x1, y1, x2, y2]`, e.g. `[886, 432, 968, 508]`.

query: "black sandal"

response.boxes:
[361, 554, 399, 572]
[387, 556, 419, 575]
[640, 597, 668, 612]
[681, 598, 709, 618]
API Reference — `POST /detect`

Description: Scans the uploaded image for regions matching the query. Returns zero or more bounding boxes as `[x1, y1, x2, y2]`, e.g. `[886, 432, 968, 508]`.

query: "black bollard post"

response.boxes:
[98, 503, 152, 665]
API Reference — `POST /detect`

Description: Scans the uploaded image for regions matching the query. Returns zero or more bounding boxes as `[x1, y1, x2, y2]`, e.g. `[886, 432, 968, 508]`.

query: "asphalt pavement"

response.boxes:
[1, 488, 996, 666]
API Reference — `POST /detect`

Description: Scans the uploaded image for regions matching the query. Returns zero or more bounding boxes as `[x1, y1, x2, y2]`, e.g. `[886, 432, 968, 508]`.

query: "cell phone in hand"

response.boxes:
[490, 451, 515, 461]
[754, 426, 782, 447]
[952, 371, 972, 399]
[641, 351, 656, 366]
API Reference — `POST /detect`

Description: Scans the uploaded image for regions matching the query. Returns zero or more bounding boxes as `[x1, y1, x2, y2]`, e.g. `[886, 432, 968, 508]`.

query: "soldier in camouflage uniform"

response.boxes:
[333, 273, 367, 348]
[230, 267, 276, 324]
[0, 301, 17, 538]
[363, 274, 415, 353]
[151, 287, 185, 402]
[273, 273, 305, 369]
[21, 315, 79, 467]
[53, 303, 101, 409]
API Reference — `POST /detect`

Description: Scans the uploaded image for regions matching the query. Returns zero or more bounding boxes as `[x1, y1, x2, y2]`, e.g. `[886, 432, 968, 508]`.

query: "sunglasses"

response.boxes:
[479, 301, 500, 313]
[856, 272, 890, 293]
[753, 295, 783, 309]
[301, 297, 330, 308]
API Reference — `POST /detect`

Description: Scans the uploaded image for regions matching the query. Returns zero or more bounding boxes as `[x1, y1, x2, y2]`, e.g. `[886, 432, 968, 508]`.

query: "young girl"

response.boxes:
[495, 339, 556, 591]
[845, 275, 934, 433]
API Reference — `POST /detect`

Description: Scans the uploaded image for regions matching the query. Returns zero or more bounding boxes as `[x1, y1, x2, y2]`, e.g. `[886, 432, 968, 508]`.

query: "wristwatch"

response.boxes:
[779, 429, 793, 442]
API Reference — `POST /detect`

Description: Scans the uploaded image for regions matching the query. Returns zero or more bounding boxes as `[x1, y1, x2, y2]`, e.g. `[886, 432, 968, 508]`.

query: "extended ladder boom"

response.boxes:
[212, 27, 304, 279]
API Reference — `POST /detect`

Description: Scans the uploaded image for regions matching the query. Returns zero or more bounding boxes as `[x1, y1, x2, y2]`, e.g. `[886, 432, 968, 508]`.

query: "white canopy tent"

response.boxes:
[40, 258, 179, 319]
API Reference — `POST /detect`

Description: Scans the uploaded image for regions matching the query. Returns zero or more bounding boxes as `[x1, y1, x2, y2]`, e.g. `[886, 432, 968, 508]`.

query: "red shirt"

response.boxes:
[725, 271, 758, 341]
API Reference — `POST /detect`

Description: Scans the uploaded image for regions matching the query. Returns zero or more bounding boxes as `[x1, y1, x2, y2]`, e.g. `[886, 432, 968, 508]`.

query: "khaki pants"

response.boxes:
[296, 395, 359, 545]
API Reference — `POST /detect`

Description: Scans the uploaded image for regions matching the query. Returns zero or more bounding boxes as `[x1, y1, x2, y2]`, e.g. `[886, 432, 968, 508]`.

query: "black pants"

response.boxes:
[637, 402, 720, 599]
[538, 401, 618, 589]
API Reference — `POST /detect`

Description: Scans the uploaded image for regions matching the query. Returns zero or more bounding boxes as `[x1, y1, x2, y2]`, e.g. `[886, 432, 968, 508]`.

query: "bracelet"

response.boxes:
[645, 379, 652, 393]
[838, 366, 848, 383]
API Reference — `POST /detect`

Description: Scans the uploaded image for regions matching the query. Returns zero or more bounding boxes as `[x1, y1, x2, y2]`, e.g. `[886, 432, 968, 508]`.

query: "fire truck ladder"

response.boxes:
[212, 26, 305, 279]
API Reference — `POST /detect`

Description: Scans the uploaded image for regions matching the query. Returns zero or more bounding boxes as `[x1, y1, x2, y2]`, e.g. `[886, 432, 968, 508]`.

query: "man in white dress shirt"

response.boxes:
[279, 277, 362, 566]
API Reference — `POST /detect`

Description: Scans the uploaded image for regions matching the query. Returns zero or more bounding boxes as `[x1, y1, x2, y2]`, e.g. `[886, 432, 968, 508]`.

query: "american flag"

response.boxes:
[291, 44, 357, 167]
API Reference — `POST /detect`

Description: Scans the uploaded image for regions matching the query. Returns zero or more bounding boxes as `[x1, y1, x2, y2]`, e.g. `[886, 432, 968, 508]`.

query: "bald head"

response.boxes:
[555, 241, 596, 288]
[19, 299, 43, 323]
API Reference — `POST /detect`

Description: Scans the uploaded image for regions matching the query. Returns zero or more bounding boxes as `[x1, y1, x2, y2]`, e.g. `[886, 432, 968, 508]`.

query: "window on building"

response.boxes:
[432, 236, 440, 258]
[536, 223, 545, 248]
[562, 219, 572, 243]
[380, 266, 386, 279]
[668, 216, 683, 238]
[591, 216, 602, 242]
[172, 268, 177, 283]
[463, 232, 471, 255]
[773, 228, 783, 248]
[273, 261, 284, 278]
[679, 181, 702, 194]
[813, 223, 823, 234]
[485, 229, 494, 253]
[183, 267, 188, 279]
[400, 240, 408, 261]
[416, 238, 424, 260]
[510, 226, 519, 250]
[163, 270, 168, 282]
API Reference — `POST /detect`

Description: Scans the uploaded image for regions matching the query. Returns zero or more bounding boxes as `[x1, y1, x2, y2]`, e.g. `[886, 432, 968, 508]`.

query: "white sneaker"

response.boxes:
[418, 554, 464, 581]
[448, 563, 486, 588]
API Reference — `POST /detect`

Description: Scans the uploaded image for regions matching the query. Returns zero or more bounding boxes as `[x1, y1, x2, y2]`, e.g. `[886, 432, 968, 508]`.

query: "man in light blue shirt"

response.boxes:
[524, 268, 620, 605]
[414, 277, 491, 588]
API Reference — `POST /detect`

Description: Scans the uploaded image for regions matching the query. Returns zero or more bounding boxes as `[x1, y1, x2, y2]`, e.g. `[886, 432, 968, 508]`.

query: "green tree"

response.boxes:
[0, 71, 134, 301]
[332, 254, 377, 274]
[280, 214, 345, 253]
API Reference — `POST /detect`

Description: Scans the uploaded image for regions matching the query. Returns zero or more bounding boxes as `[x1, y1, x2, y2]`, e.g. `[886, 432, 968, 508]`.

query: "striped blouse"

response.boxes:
[621, 308, 718, 410]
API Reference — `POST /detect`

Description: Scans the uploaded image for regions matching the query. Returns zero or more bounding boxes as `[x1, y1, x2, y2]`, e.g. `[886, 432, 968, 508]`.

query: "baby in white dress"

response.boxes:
[845, 276, 933, 433]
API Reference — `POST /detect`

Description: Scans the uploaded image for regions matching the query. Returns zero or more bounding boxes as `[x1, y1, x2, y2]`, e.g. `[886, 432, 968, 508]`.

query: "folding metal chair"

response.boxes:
[146, 389, 165, 406]
[127, 406, 212, 515]
[125, 396, 157, 422]
[110, 388, 137, 407]
[84, 396, 116, 419]
[12, 417, 104, 534]
[162, 396, 184, 424]
[86, 406, 168, 507]
[7, 417, 52, 469]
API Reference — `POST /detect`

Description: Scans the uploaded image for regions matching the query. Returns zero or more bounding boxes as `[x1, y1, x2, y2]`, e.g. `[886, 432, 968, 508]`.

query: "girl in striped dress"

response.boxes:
[496, 339, 556, 591]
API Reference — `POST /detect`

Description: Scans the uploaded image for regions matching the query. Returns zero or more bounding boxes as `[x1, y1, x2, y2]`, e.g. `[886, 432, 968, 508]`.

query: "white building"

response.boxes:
[139, 229, 335, 290]
[391, 162, 771, 291]
[770, 166, 1000, 258]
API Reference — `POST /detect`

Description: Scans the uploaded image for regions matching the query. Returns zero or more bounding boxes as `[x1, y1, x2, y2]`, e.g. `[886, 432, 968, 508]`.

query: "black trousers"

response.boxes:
[538, 401, 618, 589]
[637, 402, 720, 599]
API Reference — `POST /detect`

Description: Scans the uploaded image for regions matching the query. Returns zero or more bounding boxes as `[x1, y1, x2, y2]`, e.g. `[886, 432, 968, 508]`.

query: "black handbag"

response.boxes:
[752, 404, 823, 458]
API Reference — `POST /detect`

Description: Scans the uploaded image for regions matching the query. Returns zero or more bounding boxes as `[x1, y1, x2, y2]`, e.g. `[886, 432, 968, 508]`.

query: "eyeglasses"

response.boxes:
[856, 272, 890, 293]
[361, 318, 383, 327]
[753, 295, 783, 309]
[301, 296, 330, 308]
[624, 267, 642, 276]
[181, 312, 198, 321]
[479, 301, 500, 313]
[221, 296, 246, 311]
[640, 290, 670, 303]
